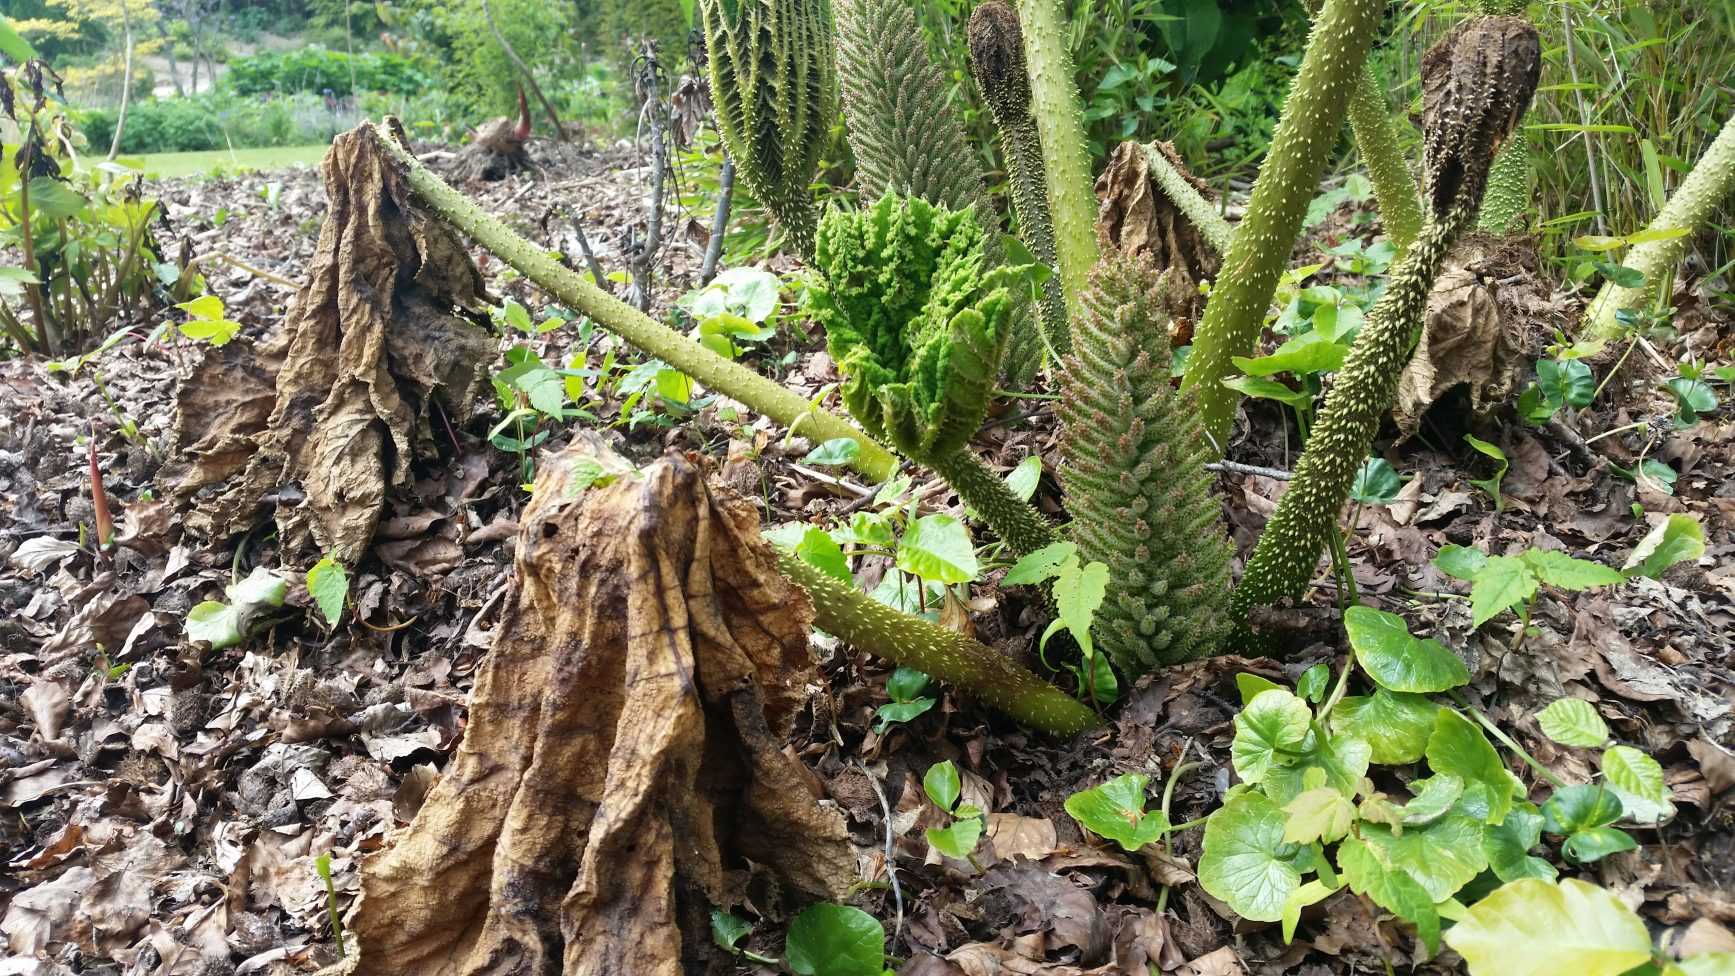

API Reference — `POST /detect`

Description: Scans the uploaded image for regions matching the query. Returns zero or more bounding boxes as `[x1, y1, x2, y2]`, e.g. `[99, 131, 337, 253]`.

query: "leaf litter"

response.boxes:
[0, 135, 1730, 976]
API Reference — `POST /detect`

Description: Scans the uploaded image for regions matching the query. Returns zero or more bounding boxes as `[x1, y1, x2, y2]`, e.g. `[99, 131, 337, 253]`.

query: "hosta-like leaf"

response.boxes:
[1358, 814, 1488, 903]
[896, 514, 978, 584]
[1426, 709, 1518, 823]
[1444, 878, 1651, 976]
[1344, 606, 1470, 693]
[1331, 689, 1438, 765]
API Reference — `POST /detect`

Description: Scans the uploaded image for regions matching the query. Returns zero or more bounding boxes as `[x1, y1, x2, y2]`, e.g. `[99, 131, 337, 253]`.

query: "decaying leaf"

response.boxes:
[1094, 141, 1220, 320]
[1393, 237, 1524, 438]
[319, 442, 852, 976]
[171, 123, 494, 561]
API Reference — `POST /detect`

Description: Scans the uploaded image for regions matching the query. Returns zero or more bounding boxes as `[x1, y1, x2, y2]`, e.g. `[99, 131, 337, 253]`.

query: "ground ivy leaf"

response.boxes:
[1537, 698, 1610, 748]
[1483, 805, 1557, 882]
[1264, 735, 1371, 807]
[872, 698, 935, 731]
[1337, 836, 1441, 956]
[1199, 791, 1301, 923]
[1331, 690, 1438, 765]
[1435, 544, 1489, 581]
[1231, 689, 1312, 785]
[1470, 555, 1538, 627]
[1426, 710, 1518, 824]
[1345, 606, 1470, 693]
[1064, 773, 1169, 851]
[1601, 745, 1675, 825]
[784, 903, 886, 976]
[1445, 878, 1652, 976]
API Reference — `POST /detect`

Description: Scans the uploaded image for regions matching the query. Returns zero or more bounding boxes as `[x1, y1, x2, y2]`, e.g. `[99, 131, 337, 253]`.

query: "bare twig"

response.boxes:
[632, 46, 669, 313]
[108, 0, 134, 160]
[853, 760, 904, 947]
[701, 155, 736, 285]
[569, 218, 609, 294]
[1206, 459, 1293, 480]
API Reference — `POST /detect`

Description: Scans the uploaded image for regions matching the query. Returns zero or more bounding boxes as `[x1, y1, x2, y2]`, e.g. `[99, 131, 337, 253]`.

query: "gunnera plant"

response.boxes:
[1058, 252, 1234, 673]
[1233, 16, 1542, 619]
[835, 0, 1042, 383]
[968, 1, 1068, 361]
[700, 0, 835, 260]
[810, 194, 1056, 555]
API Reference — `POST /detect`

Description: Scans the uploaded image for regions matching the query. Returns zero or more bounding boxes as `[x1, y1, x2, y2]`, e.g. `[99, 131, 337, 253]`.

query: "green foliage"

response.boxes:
[227, 47, 432, 97]
[306, 556, 349, 628]
[1445, 878, 1652, 976]
[812, 196, 1012, 459]
[175, 293, 240, 347]
[1006, 540, 1117, 703]
[185, 567, 288, 650]
[1064, 773, 1170, 851]
[784, 904, 887, 976]
[1198, 606, 1681, 953]
[922, 760, 985, 860]
[873, 667, 936, 731]
[700, 0, 834, 258]
[1056, 253, 1233, 673]
[400, 0, 577, 120]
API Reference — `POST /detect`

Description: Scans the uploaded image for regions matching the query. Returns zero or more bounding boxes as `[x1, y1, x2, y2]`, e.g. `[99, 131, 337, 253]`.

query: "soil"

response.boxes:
[1, 138, 1731, 975]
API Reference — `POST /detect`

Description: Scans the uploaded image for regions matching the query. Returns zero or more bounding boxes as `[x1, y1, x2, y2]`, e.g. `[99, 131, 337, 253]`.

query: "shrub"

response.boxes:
[226, 47, 433, 98]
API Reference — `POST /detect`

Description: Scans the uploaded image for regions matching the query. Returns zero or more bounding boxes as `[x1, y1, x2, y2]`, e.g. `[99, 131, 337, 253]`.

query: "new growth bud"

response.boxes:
[967, 2, 1032, 125]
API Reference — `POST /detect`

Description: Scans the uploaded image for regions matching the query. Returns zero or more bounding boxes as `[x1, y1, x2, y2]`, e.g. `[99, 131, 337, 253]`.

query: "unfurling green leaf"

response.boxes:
[306, 556, 349, 628]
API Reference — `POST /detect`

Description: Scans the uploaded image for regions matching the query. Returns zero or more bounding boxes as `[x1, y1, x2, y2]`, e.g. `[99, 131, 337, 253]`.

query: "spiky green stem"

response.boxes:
[968, 1, 1069, 362]
[1011, 0, 1099, 318]
[777, 552, 1099, 734]
[1476, 136, 1531, 233]
[927, 448, 1056, 556]
[1347, 62, 1424, 254]
[1232, 207, 1471, 618]
[1585, 110, 1735, 339]
[370, 122, 896, 482]
[1142, 142, 1235, 255]
[1179, 0, 1384, 450]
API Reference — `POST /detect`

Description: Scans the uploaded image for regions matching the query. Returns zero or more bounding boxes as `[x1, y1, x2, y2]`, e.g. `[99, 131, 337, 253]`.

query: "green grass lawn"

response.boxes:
[131, 144, 330, 179]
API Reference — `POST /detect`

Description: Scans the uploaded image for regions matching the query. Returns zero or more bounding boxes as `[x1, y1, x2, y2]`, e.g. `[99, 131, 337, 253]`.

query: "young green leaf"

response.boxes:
[1537, 358, 1596, 409]
[1344, 606, 1470, 693]
[1231, 689, 1312, 786]
[1064, 773, 1170, 851]
[1623, 514, 1705, 579]
[1331, 690, 1438, 765]
[1005, 455, 1042, 501]
[1463, 433, 1509, 510]
[711, 910, 753, 953]
[1399, 774, 1464, 827]
[1434, 544, 1489, 582]
[1444, 878, 1652, 976]
[926, 816, 984, 860]
[1263, 736, 1371, 808]
[1279, 879, 1340, 945]
[1426, 710, 1518, 824]
[1002, 541, 1077, 585]
[1348, 458, 1404, 505]
[1601, 745, 1675, 825]
[1519, 549, 1625, 591]
[896, 514, 978, 584]
[796, 527, 851, 583]
[1537, 698, 1609, 748]
[885, 667, 931, 703]
[1470, 555, 1538, 627]
[1542, 785, 1624, 834]
[1561, 826, 1638, 864]
[306, 556, 349, 628]
[802, 437, 862, 466]
[923, 760, 963, 813]
[1295, 663, 1330, 704]
[785, 904, 886, 976]
[1235, 672, 1284, 706]
[1282, 787, 1355, 845]
[872, 698, 935, 731]
[1199, 791, 1300, 923]
[1357, 814, 1489, 904]
[1337, 836, 1441, 956]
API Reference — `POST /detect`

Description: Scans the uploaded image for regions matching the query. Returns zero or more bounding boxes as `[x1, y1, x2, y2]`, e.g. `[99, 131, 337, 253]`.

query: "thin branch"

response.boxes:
[481, 0, 566, 141]
[569, 217, 609, 294]
[632, 46, 668, 313]
[108, 1, 135, 160]
[1206, 459, 1293, 480]
[701, 155, 735, 285]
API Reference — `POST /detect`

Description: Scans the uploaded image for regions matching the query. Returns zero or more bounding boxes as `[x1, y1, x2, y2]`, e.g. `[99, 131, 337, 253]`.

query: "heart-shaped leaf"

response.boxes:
[1345, 607, 1470, 693]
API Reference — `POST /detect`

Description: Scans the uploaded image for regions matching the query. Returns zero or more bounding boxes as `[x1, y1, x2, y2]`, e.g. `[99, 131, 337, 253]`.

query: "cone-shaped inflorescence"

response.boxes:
[968, 0, 1068, 361]
[1058, 252, 1234, 674]
[1233, 16, 1541, 620]
[811, 194, 1056, 555]
[1178, 0, 1385, 450]
[700, 0, 835, 260]
[835, 0, 983, 212]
